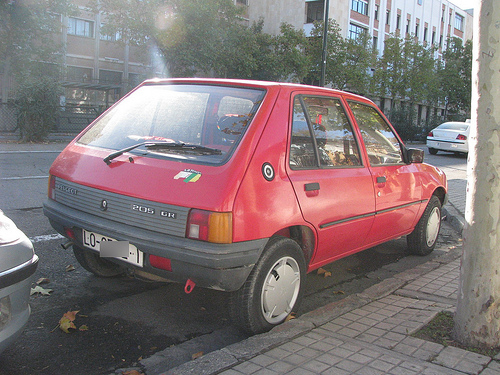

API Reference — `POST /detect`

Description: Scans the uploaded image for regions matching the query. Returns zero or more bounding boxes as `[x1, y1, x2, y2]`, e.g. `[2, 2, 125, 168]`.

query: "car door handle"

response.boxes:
[376, 176, 386, 184]
[305, 182, 320, 191]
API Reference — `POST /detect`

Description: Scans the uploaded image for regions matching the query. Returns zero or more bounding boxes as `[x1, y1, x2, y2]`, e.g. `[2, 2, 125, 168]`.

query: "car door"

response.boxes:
[347, 101, 423, 246]
[286, 94, 376, 269]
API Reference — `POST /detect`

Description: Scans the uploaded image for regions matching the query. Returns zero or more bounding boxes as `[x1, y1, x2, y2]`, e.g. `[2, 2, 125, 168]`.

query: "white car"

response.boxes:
[427, 121, 470, 155]
[0, 210, 38, 354]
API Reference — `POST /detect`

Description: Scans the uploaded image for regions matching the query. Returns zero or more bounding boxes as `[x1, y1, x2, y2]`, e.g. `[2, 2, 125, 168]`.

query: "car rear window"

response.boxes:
[437, 123, 469, 131]
[77, 84, 265, 165]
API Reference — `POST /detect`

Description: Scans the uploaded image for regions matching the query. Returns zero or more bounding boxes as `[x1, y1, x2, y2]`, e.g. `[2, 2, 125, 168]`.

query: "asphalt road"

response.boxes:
[0, 142, 465, 375]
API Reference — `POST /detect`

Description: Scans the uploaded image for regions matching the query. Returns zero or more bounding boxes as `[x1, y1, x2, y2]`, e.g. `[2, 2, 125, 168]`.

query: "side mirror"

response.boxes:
[406, 148, 424, 164]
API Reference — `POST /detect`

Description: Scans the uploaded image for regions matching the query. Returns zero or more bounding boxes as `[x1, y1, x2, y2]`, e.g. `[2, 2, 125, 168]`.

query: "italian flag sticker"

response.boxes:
[174, 169, 202, 183]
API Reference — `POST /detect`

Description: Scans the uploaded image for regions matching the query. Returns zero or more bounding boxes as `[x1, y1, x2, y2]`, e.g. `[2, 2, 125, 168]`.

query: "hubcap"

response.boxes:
[261, 256, 301, 324]
[426, 207, 441, 247]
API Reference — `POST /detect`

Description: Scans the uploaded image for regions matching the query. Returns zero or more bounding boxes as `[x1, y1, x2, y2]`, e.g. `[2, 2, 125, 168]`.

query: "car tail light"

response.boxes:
[456, 134, 467, 140]
[149, 255, 172, 271]
[427, 131, 434, 137]
[186, 209, 232, 244]
[48, 174, 56, 200]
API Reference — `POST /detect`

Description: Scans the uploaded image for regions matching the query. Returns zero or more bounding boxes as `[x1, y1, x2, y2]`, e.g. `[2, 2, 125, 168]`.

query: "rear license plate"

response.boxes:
[82, 229, 143, 267]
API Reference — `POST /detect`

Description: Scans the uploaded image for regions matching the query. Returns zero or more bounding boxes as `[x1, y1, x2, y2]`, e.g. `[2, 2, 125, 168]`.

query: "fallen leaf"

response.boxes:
[79, 325, 88, 331]
[334, 290, 345, 295]
[323, 271, 332, 278]
[285, 313, 296, 322]
[66, 265, 75, 272]
[122, 371, 144, 375]
[317, 267, 327, 275]
[58, 311, 79, 333]
[36, 277, 50, 285]
[30, 286, 53, 296]
[191, 352, 203, 360]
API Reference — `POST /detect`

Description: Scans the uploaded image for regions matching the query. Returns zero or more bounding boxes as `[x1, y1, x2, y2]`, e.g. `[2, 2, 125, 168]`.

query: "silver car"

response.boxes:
[427, 121, 470, 155]
[0, 210, 38, 354]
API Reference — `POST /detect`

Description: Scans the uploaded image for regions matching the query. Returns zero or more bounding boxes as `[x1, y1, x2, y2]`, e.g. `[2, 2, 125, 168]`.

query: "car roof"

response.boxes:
[141, 78, 374, 104]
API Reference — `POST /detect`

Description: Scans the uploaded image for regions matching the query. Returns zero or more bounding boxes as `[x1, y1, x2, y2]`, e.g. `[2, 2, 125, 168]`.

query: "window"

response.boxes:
[374, 4, 379, 20]
[418, 0, 423, 5]
[290, 96, 361, 169]
[386, 10, 390, 25]
[99, 70, 122, 85]
[306, 1, 324, 23]
[68, 17, 94, 38]
[128, 73, 145, 88]
[455, 14, 464, 31]
[351, 0, 369, 16]
[396, 14, 401, 29]
[373, 36, 378, 50]
[415, 23, 419, 35]
[236, 0, 248, 4]
[424, 27, 428, 42]
[432, 30, 436, 44]
[349, 23, 367, 40]
[67, 66, 92, 82]
[406, 19, 411, 34]
[348, 102, 403, 165]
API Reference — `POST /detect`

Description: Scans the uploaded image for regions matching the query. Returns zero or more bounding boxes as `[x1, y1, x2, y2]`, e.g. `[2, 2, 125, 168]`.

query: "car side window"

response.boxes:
[348, 101, 404, 165]
[290, 96, 361, 169]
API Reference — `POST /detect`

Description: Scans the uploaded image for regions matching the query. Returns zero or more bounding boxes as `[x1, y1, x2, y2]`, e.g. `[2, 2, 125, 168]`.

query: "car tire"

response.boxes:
[229, 236, 306, 335]
[73, 245, 125, 277]
[428, 148, 438, 155]
[407, 195, 442, 256]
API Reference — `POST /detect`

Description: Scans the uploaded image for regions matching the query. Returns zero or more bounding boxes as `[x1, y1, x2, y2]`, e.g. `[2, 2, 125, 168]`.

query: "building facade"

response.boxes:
[245, 0, 473, 56]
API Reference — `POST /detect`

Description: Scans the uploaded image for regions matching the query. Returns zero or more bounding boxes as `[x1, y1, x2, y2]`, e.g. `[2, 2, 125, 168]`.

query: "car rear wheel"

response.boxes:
[73, 245, 125, 277]
[407, 195, 442, 256]
[229, 236, 306, 335]
[428, 148, 438, 155]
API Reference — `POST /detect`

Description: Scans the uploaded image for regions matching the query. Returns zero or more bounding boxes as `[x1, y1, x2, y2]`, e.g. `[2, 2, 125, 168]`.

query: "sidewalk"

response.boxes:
[148, 197, 499, 373]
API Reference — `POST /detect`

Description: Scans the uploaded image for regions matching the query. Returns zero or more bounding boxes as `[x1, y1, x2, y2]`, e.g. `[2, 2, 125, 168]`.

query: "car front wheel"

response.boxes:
[407, 195, 442, 256]
[73, 244, 125, 277]
[428, 147, 438, 155]
[229, 236, 306, 335]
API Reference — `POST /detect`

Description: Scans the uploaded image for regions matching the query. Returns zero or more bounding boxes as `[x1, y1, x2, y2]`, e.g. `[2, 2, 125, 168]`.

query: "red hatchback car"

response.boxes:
[44, 79, 447, 334]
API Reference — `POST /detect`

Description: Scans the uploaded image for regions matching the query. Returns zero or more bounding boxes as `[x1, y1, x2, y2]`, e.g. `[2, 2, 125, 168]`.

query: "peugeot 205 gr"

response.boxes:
[44, 79, 447, 334]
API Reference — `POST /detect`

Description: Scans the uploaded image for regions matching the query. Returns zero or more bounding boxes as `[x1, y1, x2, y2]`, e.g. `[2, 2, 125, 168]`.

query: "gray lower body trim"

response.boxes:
[44, 199, 268, 291]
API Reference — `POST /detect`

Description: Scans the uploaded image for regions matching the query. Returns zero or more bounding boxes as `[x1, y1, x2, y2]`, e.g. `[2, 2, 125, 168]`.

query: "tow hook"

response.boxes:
[61, 241, 73, 250]
[184, 279, 196, 294]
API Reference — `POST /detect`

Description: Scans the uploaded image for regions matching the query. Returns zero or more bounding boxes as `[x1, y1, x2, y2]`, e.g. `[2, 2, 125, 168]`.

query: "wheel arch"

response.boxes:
[271, 225, 316, 266]
[432, 187, 447, 206]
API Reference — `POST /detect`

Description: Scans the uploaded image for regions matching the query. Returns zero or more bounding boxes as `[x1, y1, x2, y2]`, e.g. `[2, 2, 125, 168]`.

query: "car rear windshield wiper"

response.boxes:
[103, 141, 221, 165]
[146, 142, 222, 155]
[103, 141, 169, 165]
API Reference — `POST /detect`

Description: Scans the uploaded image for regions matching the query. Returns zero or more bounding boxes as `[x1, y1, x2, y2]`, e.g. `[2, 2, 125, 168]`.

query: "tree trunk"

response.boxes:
[453, 0, 500, 347]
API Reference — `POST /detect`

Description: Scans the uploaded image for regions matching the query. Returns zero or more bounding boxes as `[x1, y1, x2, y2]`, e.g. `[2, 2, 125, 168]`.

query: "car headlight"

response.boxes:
[0, 210, 22, 244]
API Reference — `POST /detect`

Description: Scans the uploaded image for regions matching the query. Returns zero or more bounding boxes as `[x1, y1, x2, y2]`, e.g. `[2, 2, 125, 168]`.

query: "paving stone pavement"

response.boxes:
[161, 242, 500, 375]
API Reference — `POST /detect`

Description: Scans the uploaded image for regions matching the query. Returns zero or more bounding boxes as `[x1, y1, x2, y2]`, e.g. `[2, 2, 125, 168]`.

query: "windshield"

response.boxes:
[437, 123, 469, 132]
[77, 84, 266, 164]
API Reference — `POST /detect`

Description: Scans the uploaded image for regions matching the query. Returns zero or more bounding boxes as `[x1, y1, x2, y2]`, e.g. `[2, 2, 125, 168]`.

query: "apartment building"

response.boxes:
[245, 0, 473, 55]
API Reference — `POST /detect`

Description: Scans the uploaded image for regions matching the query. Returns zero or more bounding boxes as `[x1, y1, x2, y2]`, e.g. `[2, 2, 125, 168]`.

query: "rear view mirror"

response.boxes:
[406, 148, 424, 164]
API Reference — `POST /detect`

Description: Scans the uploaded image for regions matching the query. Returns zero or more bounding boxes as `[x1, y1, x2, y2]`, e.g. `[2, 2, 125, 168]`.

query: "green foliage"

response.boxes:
[16, 77, 62, 142]
[387, 105, 417, 141]
[439, 37, 473, 119]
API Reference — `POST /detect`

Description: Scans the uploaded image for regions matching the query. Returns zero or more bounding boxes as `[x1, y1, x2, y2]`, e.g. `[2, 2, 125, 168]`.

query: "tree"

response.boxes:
[438, 37, 473, 120]
[453, 0, 500, 348]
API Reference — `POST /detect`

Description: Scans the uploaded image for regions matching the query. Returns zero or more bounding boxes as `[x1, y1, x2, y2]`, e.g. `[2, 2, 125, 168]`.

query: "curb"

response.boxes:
[443, 205, 465, 235]
[159, 245, 463, 375]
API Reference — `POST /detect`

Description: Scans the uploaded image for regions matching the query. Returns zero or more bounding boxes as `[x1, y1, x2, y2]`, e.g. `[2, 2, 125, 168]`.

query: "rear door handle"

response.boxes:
[376, 176, 386, 184]
[305, 182, 320, 191]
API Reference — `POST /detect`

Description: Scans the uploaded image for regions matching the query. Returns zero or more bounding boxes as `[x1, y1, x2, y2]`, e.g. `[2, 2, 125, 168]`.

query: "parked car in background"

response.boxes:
[44, 78, 447, 334]
[427, 121, 470, 155]
[0, 210, 38, 354]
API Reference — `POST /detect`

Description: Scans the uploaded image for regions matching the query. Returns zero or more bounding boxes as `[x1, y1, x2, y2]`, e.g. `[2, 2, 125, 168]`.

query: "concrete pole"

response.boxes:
[454, 0, 500, 347]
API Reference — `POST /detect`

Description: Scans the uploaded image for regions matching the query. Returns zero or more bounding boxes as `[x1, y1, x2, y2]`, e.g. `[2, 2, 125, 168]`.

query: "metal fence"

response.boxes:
[0, 103, 103, 134]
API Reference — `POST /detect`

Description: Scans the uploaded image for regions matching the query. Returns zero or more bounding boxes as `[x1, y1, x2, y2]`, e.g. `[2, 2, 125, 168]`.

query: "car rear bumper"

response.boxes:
[44, 199, 268, 292]
[427, 139, 468, 153]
